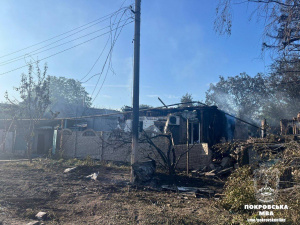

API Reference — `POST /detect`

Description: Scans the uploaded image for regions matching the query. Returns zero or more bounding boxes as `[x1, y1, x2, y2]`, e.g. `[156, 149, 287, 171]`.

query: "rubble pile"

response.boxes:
[192, 135, 300, 180]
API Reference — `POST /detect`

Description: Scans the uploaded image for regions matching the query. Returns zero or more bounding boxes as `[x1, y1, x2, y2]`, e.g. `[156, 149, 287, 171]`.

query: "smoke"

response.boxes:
[225, 114, 235, 141]
[43, 99, 85, 119]
[209, 91, 237, 114]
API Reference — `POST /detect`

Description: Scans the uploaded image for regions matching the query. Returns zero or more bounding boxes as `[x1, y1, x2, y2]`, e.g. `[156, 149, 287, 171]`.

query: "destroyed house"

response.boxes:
[0, 106, 123, 156]
[123, 105, 234, 147]
[0, 104, 241, 171]
[280, 112, 300, 135]
[48, 105, 123, 132]
[0, 119, 60, 155]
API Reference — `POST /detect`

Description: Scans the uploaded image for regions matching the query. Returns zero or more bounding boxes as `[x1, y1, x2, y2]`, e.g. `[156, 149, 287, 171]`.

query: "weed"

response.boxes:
[221, 166, 257, 212]
[80, 155, 95, 166]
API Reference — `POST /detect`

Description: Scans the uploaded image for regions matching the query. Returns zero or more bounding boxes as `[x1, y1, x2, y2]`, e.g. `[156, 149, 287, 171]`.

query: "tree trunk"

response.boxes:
[27, 140, 33, 163]
[168, 166, 177, 185]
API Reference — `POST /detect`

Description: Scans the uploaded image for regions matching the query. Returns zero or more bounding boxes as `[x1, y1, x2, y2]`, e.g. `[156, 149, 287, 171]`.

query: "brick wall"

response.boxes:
[174, 143, 211, 170]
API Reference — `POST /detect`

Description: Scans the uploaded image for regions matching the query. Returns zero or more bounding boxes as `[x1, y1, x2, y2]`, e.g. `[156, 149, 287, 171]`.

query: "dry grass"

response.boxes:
[0, 158, 231, 225]
[1, 140, 298, 225]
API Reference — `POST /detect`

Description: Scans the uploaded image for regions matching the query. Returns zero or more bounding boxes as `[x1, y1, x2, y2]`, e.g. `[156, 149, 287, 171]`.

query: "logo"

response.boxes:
[253, 166, 280, 203]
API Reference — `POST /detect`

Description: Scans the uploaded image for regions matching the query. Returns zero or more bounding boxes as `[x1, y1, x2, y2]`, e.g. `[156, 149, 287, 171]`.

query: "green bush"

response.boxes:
[221, 166, 257, 212]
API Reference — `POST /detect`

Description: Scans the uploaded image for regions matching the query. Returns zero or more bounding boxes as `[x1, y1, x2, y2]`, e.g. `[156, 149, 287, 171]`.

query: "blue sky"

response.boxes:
[0, 0, 272, 110]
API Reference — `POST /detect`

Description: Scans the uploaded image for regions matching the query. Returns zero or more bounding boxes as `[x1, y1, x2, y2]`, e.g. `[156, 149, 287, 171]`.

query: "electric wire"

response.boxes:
[78, 0, 130, 118]
[80, 72, 102, 83]
[1, 1, 133, 123]
[0, 0, 134, 136]
[78, 0, 131, 84]
[91, 14, 131, 102]
[0, 5, 133, 60]
[0, 18, 132, 67]
[0, 21, 133, 76]
[78, 37, 111, 82]
[89, 10, 129, 101]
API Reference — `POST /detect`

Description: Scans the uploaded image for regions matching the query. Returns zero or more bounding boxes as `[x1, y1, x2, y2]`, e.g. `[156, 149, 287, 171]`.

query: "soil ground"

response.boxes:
[0, 158, 233, 225]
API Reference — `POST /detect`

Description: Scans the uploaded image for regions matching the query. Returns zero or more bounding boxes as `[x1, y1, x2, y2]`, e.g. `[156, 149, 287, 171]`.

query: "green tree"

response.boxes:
[139, 104, 153, 109]
[0, 103, 19, 119]
[261, 59, 300, 125]
[49, 76, 92, 108]
[206, 68, 300, 127]
[121, 104, 153, 112]
[205, 73, 268, 121]
[215, 0, 300, 64]
[5, 62, 51, 162]
[180, 93, 194, 107]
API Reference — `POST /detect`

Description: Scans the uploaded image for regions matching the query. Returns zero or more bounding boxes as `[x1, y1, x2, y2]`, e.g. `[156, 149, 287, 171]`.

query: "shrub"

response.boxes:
[221, 166, 257, 212]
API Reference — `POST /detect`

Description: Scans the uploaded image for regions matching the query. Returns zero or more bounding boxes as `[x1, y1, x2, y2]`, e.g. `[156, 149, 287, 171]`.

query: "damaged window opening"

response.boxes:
[189, 122, 201, 144]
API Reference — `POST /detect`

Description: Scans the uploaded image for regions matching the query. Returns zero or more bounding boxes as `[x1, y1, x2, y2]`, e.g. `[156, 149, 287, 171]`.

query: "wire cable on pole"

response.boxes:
[0, 18, 132, 67]
[79, 37, 111, 83]
[0, 21, 133, 76]
[0, 5, 134, 60]
[78, 0, 132, 118]
[90, 11, 131, 102]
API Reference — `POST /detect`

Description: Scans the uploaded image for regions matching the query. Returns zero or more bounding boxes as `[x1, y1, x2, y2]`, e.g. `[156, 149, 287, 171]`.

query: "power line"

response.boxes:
[78, 0, 132, 118]
[91, 21, 129, 101]
[0, 16, 128, 66]
[0, 21, 133, 76]
[81, 0, 131, 85]
[0, 18, 132, 67]
[79, 20, 126, 84]
[80, 72, 102, 83]
[0, 5, 133, 60]
[79, 34, 111, 82]
[90, 11, 130, 102]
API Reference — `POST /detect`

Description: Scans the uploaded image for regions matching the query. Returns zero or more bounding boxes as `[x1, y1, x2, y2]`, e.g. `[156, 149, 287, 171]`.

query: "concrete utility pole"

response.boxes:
[131, 0, 141, 183]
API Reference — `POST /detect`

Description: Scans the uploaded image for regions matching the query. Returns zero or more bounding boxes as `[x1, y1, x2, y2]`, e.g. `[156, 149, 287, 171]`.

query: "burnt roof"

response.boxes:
[124, 105, 219, 119]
